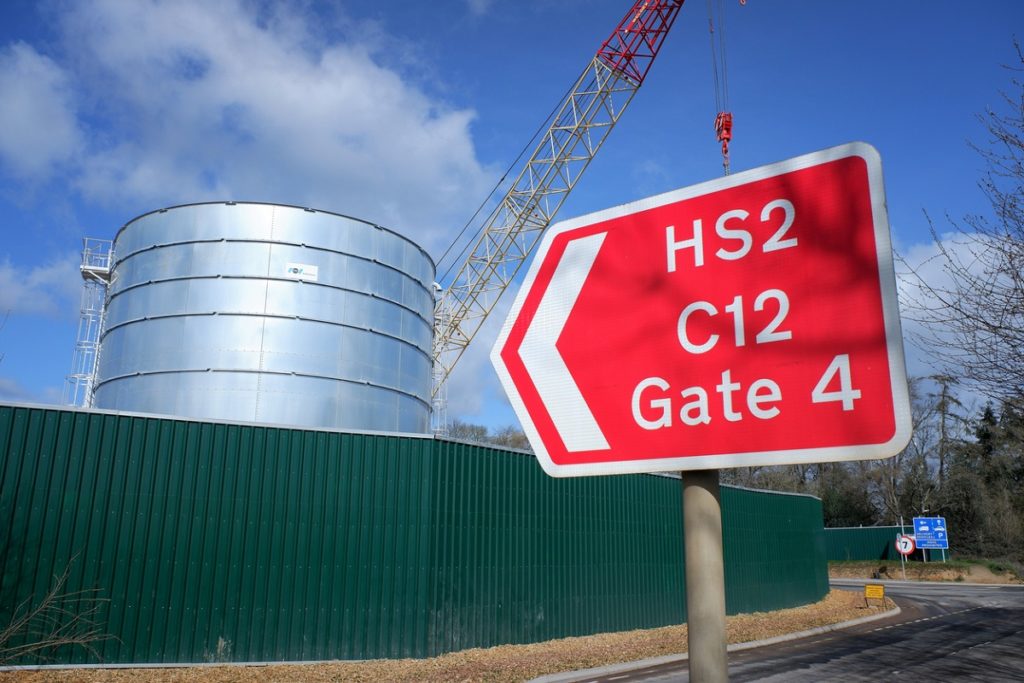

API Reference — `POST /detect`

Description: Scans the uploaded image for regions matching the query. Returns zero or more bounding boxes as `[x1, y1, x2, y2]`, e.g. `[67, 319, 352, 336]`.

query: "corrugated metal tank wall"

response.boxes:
[0, 404, 828, 665]
[91, 202, 435, 433]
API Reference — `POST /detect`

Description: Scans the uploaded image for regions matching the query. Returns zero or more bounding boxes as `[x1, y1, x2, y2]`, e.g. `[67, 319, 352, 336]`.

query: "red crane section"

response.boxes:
[597, 1, 685, 86]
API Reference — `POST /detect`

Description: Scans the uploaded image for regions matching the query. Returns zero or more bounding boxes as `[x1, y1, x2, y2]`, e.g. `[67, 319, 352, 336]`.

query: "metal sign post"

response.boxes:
[895, 533, 915, 580]
[684, 470, 728, 683]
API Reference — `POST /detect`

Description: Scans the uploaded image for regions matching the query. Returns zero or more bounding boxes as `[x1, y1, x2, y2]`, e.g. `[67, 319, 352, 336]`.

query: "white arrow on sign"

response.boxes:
[518, 231, 610, 452]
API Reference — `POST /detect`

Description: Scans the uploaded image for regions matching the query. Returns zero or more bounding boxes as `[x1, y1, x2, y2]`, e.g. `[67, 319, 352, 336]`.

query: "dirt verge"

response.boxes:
[0, 590, 892, 683]
[829, 560, 1022, 584]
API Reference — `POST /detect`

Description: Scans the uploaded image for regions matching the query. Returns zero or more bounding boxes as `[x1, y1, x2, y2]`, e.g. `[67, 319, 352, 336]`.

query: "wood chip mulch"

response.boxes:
[1, 589, 893, 683]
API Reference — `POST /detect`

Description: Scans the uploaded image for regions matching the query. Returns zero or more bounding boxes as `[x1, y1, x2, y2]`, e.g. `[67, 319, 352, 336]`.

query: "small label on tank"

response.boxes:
[285, 263, 319, 282]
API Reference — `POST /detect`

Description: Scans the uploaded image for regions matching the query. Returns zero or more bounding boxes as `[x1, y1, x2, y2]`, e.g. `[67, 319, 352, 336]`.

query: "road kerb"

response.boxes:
[529, 604, 901, 683]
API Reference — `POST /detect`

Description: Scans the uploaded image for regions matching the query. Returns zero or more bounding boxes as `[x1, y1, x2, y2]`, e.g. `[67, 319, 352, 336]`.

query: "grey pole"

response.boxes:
[898, 516, 907, 580]
[683, 469, 728, 683]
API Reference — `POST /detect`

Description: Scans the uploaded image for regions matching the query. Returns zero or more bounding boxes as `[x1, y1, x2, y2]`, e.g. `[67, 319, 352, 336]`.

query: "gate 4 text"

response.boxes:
[631, 354, 861, 430]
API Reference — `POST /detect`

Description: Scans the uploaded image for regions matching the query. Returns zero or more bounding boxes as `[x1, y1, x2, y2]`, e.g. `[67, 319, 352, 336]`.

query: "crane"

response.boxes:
[431, 0, 686, 430]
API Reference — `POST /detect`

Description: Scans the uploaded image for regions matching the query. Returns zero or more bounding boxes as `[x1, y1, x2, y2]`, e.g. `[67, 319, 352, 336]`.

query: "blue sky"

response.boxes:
[0, 0, 1021, 428]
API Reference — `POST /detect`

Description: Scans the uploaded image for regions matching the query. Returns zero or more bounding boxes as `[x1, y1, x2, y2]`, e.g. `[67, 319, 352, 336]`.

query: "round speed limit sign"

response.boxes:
[895, 534, 916, 556]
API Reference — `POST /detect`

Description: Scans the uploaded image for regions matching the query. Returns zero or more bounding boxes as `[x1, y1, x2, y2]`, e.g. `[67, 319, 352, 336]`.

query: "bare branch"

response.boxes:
[898, 45, 1024, 404]
[0, 559, 113, 665]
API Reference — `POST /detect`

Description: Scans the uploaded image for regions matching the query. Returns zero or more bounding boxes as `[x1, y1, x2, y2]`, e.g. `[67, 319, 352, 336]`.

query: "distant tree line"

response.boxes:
[445, 418, 532, 452]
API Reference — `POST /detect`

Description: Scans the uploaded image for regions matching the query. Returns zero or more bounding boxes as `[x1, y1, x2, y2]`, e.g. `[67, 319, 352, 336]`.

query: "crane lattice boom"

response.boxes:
[432, 0, 685, 414]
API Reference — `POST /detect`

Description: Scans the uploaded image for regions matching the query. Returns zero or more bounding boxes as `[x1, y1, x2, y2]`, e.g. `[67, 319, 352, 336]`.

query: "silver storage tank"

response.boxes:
[92, 202, 435, 433]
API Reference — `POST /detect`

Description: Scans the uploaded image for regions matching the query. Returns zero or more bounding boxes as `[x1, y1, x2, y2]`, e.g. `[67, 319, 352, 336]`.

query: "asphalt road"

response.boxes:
[558, 580, 1024, 682]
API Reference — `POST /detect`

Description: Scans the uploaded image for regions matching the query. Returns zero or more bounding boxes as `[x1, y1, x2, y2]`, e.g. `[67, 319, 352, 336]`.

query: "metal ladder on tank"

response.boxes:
[63, 238, 113, 408]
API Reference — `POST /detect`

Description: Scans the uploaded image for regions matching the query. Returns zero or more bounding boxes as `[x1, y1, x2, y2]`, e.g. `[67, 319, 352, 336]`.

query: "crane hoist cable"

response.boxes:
[707, 0, 733, 174]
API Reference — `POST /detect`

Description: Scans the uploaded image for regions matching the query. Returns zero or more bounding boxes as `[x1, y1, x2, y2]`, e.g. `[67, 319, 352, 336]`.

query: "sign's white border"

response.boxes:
[492, 142, 913, 477]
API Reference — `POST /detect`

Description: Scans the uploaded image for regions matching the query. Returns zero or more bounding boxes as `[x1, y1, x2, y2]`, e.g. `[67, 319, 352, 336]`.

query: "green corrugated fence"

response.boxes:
[825, 525, 914, 561]
[722, 486, 829, 613]
[0, 404, 828, 665]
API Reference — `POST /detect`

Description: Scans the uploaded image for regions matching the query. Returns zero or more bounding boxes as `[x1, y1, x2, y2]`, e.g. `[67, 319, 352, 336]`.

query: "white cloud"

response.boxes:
[465, 0, 496, 17]
[51, 0, 492, 257]
[0, 377, 36, 402]
[895, 232, 992, 412]
[0, 43, 82, 179]
[895, 235, 959, 372]
[0, 253, 82, 317]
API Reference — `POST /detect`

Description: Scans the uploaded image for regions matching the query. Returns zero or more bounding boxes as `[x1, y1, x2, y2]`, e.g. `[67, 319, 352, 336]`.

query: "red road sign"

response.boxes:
[492, 142, 912, 477]
[896, 535, 916, 556]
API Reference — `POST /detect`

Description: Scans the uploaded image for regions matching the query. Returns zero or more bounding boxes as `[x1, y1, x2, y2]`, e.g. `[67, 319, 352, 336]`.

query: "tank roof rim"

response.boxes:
[114, 200, 435, 267]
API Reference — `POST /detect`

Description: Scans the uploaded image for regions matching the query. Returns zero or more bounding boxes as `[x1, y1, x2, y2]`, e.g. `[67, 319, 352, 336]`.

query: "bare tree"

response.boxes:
[852, 375, 970, 527]
[930, 374, 969, 487]
[899, 43, 1024, 404]
[0, 561, 111, 664]
[447, 418, 531, 451]
[447, 417, 490, 445]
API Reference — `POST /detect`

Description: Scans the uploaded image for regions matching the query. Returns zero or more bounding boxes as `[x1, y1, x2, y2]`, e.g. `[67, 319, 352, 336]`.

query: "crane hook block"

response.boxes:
[714, 111, 733, 144]
[714, 111, 733, 151]
[714, 111, 733, 173]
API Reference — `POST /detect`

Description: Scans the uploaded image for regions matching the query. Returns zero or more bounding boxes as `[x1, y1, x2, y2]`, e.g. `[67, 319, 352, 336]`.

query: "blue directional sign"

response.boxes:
[913, 516, 949, 550]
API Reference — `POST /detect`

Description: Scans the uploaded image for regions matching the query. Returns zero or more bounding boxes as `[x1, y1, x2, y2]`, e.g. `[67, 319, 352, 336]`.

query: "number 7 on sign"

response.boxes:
[896, 535, 915, 556]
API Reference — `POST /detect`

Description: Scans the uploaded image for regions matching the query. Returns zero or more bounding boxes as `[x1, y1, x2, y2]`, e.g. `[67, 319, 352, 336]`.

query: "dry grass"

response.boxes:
[829, 560, 1023, 584]
[0, 590, 892, 683]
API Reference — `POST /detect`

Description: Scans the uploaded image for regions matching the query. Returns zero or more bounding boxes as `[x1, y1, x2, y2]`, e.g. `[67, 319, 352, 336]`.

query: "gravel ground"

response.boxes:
[1, 590, 891, 683]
